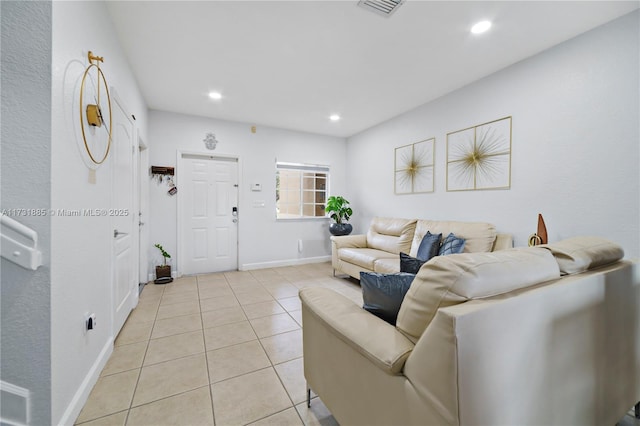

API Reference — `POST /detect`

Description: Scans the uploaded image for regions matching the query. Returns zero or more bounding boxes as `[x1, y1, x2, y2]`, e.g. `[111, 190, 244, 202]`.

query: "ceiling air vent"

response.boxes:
[357, 0, 405, 17]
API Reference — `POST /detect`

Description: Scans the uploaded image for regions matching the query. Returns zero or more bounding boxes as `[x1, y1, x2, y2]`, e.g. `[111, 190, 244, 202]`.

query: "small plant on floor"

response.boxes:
[154, 244, 173, 282]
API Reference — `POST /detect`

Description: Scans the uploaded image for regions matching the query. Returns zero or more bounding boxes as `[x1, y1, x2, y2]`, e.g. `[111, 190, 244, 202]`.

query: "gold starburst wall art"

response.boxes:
[447, 116, 512, 191]
[394, 138, 435, 194]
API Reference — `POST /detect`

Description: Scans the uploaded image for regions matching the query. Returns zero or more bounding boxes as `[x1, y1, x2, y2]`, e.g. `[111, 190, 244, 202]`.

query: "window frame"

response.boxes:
[275, 161, 330, 221]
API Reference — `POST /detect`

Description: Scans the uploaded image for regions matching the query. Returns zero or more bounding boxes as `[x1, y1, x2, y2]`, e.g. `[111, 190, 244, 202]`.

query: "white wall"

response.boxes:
[1, 2, 52, 424]
[347, 11, 640, 258]
[148, 111, 347, 273]
[51, 1, 148, 424]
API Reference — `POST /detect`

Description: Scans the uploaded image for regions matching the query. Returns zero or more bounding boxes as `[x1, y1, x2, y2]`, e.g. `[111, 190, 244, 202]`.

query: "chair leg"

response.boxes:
[635, 402, 640, 419]
[307, 387, 311, 408]
[332, 268, 336, 277]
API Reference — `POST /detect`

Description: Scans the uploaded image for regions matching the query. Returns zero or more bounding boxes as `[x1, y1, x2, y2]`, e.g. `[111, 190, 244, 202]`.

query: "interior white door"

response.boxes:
[181, 155, 238, 274]
[111, 95, 136, 335]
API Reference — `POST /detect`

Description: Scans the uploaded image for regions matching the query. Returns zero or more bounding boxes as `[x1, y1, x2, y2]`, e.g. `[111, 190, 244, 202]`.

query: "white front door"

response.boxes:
[112, 94, 136, 335]
[181, 155, 238, 275]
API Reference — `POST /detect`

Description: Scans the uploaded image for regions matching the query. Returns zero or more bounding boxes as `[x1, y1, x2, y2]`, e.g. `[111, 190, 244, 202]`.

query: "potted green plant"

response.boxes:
[154, 243, 173, 284]
[325, 195, 353, 236]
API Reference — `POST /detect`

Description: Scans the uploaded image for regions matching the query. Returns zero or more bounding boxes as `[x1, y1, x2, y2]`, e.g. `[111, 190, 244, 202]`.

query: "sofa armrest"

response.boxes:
[330, 234, 368, 249]
[300, 287, 414, 374]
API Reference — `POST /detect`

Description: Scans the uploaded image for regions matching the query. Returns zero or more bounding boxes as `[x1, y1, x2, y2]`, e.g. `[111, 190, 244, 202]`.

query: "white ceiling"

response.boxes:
[106, 1, 638, 138]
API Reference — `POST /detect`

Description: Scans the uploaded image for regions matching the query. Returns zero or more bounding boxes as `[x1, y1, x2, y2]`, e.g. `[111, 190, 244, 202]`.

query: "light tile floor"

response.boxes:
[75, 261, 640, 426]
[76, 262, 361, 426]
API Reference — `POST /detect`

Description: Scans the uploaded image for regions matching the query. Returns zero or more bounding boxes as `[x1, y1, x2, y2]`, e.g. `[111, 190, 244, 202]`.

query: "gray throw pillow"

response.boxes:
[417, 231, 442, 261]
[360, 272, 416, 325]
[439, 232, 466, 256]
[400, 252, 426, 274]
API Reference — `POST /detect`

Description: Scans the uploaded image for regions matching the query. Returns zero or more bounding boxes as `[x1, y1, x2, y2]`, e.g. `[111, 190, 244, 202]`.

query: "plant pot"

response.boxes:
[155, 265, 173, 284]
[329, 223, 353, 236]
[156, 265, 171, 278]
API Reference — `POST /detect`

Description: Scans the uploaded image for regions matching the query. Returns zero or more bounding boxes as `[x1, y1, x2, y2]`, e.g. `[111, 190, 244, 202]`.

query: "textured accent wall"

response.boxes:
[0, 1, 53, 425]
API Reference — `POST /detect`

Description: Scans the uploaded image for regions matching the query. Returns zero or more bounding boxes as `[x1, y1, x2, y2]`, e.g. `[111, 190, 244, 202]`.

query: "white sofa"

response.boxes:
[302, 236, 640, 425]
[331, 217, 513, 279]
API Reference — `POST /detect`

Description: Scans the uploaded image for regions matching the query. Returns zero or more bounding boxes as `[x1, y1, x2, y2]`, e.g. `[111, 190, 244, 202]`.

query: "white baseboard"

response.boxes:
[240, 255, 331, 271]
[55, 338, 113, 426]
[148, 256, 331, 278]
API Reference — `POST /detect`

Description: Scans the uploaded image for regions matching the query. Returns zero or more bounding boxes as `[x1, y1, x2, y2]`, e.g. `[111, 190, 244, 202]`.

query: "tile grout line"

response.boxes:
[243, 279, 304, 421]
[79, 265, 337, 426]
[125, 279, 164, 425]
[197, 273, 218, 425]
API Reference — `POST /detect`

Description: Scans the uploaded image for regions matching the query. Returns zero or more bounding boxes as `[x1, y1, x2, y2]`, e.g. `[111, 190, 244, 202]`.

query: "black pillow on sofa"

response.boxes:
[360, 272, 416, 325]
[399, 252, 427, 274]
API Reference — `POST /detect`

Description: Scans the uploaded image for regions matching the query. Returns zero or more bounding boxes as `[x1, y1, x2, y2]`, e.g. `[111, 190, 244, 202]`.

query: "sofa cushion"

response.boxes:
[374, 257, 400, 274]
[416, 231, 442, 261]
[540, 236, 624, 275]
[339, 248, 397, 270]
[409, 220, 497, 257]
[396, 247, 561, 343]
[439, 233, 466, 256]
[367, 217, 417, 255]
[361, 272, 416, 325]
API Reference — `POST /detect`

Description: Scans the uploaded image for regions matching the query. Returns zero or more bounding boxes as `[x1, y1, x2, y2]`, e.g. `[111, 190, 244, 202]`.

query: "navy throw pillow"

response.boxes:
[439, 232, 466, 256]
[360, 272, 416, 325]
[400, 252, 426, 274]
[416, 231, 442, 261]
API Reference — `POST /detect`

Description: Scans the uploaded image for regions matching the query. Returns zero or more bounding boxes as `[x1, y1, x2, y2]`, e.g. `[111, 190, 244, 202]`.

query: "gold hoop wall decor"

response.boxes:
[79, 51, 112, 165]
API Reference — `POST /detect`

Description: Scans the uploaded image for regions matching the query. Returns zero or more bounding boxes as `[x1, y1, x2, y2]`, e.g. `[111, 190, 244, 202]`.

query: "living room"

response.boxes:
[1, 1, 639, 425]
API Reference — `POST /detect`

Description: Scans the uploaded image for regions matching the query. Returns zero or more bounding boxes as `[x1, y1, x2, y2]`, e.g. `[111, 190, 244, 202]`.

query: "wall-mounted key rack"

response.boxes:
[150, 166, 174, 176]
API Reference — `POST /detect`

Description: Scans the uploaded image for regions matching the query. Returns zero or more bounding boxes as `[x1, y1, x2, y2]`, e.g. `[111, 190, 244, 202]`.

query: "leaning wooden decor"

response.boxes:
[528, 214, 548, 246]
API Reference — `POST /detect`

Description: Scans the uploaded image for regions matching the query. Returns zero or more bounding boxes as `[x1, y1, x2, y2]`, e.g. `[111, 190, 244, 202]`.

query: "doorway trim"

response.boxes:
[176, 150, 242, 277]
[137, 135, 149, 286]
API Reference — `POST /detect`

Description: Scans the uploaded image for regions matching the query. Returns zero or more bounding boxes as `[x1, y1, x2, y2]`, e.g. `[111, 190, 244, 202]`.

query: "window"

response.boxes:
[276, 162, 329, 219]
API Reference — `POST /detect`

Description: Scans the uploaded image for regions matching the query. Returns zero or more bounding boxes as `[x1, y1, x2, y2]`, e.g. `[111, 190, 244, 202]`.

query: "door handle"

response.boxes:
[114, 229, 129, 238]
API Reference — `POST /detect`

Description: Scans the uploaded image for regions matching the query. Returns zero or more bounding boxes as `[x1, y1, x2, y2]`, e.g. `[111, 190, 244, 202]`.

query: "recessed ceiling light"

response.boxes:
[471, 20, 492, 34]
[329, 114, 341, 121]
[208, 91, 222, 100]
